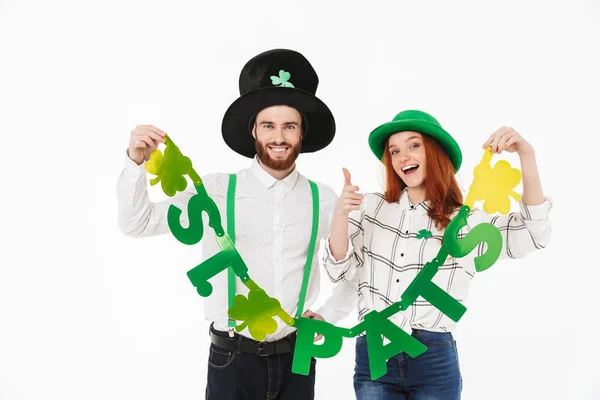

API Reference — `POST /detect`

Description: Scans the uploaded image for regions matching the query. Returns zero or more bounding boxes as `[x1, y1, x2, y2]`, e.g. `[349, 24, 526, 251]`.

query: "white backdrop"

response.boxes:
[1, 0, 599, 399]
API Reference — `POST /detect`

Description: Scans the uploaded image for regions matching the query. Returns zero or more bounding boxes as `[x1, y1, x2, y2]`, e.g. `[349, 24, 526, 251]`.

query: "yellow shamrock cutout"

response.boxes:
[464, 147, 522, 215]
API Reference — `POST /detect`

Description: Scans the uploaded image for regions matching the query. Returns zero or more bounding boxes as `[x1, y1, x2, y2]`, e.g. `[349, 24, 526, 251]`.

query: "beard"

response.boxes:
[255, 139, 301, 171]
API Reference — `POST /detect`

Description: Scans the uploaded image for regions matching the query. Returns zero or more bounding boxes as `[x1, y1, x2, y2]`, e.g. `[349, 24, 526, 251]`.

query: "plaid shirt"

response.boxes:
[319, 189, 553, 333]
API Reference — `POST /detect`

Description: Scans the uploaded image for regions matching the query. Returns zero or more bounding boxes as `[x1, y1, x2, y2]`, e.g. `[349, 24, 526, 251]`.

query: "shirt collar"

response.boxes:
[399, 188, 430, 213]
[250, 156, 299, 189]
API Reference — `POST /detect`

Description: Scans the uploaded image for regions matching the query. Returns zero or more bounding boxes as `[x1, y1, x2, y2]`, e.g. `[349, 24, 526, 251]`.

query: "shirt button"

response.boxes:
[401, 253, 404, 257]
[405, 230, 409, 234]
[396, 279, 400, 283]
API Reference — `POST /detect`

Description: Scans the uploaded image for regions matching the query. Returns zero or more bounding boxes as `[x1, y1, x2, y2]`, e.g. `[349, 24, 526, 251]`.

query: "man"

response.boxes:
[116, 49, 356, 399]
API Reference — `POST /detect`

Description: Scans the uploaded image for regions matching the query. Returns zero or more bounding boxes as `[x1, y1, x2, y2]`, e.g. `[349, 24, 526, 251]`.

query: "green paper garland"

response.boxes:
[143, 137, 520, 380]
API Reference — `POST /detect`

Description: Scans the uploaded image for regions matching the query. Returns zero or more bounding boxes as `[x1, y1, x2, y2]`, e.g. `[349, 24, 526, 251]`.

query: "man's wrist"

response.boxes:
[127, 148, 143, 166]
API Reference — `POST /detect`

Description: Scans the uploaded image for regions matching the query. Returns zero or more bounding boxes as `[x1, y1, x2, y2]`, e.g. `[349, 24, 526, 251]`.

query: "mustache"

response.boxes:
[264, 141, 292, 147]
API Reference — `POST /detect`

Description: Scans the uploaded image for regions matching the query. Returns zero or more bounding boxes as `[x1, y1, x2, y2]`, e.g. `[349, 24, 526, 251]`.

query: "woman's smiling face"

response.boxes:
[388, 131, 427, 188]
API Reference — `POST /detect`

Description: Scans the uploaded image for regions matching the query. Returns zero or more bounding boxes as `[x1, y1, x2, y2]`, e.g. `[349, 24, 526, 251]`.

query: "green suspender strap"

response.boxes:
[226, 174, 320, 330]
[296, 180, 319, 317]
[227, 174, 237, 334]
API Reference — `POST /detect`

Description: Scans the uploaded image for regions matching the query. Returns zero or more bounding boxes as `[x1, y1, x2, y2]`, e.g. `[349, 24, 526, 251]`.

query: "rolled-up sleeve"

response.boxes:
[465, 197, 553, 262]
[318, 207, 365, 283]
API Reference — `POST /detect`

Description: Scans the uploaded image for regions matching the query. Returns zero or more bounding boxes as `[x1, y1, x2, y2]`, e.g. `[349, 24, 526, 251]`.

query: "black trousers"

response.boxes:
[206, 326, 317, 400]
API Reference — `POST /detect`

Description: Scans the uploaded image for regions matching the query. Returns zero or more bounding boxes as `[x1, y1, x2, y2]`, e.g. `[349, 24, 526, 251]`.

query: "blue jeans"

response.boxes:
[206, 327, 316, 399]
[354, 329, 462, 400]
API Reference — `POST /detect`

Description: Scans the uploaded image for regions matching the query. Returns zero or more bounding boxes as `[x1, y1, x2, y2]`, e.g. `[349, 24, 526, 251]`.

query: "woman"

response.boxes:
[320, 110, 552, 399]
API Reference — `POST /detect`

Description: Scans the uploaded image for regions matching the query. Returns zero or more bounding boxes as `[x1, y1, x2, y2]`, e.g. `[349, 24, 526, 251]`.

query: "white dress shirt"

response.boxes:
[117, 154, 357, 341]
[319, 189, 552, 334]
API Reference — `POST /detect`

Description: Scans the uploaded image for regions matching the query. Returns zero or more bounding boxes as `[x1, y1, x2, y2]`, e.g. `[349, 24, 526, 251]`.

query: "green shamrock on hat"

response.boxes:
[270, 70, 295, 88]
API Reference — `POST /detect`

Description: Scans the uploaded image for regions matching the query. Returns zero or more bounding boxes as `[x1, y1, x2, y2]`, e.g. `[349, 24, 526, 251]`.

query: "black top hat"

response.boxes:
[221, 49, 336, 158]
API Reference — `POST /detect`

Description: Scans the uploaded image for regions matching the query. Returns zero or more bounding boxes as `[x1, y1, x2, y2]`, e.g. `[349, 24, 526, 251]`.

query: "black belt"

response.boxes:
[210, 326, 296, 356]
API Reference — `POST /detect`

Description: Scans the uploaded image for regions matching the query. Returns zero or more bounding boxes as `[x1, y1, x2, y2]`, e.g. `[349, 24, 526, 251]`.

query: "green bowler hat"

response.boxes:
[368, 110, 463, 172]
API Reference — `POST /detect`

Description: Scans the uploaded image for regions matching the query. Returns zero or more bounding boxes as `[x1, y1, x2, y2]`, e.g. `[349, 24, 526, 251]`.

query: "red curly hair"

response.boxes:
[382, 134, 463, 230]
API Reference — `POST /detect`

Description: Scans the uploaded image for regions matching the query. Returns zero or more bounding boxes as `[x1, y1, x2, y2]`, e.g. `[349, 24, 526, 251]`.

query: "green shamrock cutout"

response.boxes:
[145, 136, 195, 197]
[416, 229, 432, 239]
[270, 70, 295, 88]
[228, 288, 282, 341]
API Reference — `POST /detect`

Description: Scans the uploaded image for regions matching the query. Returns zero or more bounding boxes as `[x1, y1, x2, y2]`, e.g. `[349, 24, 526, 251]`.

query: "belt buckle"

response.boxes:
[257, 342, 269, 357]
